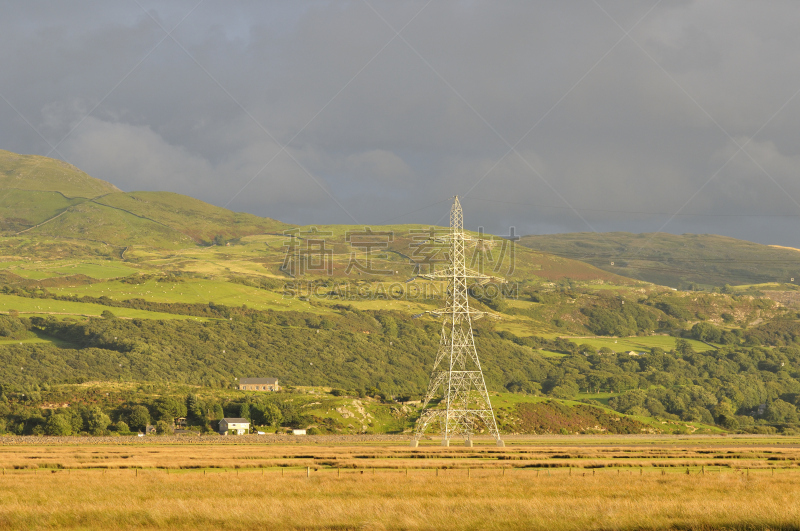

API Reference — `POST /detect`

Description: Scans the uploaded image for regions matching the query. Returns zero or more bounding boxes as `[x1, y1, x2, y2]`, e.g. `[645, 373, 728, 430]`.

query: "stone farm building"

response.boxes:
[239, 377, 279, 391]
[219, 418, 250, 435]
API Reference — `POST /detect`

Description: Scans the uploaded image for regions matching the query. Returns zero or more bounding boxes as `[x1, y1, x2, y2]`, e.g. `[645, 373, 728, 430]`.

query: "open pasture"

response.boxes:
[0, 260, 139, 280]
[0, 293, 212, 321]
[566, 335, 716, 353]
[1, 435, 799, 530]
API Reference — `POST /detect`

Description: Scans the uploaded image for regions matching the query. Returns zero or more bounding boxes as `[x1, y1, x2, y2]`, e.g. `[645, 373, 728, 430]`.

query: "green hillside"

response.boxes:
[95, 192, 291, 243]
[0, 189, 85, 233]
[25, 200, 197, 249]
[0, 149, 120, 198]
[0, 151, 291, 245]
[518, 232, 800, 289]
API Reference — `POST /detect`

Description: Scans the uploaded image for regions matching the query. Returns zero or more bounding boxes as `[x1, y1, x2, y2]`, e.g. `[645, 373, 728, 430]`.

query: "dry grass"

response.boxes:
[2, 439, 800, 529]
[2, 438, 800, 472]
[1, 467, 800, 530]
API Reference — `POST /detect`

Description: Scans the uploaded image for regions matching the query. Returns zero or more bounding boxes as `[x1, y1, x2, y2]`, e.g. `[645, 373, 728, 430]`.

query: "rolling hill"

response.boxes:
[518, 232, 800, 289]
[0, 150, 633, 287]
[0, 149, 120, 198]
[1, 149, 800, 436]
[0, 151, 290, 246]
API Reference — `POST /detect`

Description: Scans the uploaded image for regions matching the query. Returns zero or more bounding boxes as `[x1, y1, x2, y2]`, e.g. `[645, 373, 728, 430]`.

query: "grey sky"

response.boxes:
[2, 1, 800, 246]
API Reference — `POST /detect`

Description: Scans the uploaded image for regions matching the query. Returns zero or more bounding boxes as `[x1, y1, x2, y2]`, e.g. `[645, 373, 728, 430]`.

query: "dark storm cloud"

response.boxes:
[2, 1, 800, 245]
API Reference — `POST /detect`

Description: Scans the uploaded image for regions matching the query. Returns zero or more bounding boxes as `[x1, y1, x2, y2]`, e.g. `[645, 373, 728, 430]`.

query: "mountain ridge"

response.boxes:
[519, 231, 800, 288]
[0, 149, 120, 198]
[0, 150, 291, 246]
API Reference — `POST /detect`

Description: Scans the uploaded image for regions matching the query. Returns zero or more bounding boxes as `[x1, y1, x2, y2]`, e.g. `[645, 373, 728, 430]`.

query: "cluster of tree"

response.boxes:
[1, 299, 800, 433]
[580, 302, 660, 336]
[554, 343, 800, 432]
[687, 322, 740, 345]
[0, 311, 557, 397]
[516, 287, 787, 337]
[0, 385, 318, 436]
[0, 314, 29, 340]
[687, 319, 800, 347]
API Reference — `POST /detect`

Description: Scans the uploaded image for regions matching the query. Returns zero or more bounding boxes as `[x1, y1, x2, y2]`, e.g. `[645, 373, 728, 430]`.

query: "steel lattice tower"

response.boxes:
[410, 196, 505, 447]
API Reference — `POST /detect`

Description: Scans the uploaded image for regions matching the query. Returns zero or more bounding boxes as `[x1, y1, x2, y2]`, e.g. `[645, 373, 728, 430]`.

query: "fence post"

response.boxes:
[307, 467, 310, 478]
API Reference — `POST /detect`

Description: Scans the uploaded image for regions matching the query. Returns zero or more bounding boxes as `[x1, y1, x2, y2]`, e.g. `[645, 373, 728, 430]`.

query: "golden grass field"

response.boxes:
[1, 436, 800, 530]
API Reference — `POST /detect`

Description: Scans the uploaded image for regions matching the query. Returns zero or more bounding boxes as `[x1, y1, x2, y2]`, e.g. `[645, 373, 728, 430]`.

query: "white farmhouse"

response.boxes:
[219, 417, 250, 435]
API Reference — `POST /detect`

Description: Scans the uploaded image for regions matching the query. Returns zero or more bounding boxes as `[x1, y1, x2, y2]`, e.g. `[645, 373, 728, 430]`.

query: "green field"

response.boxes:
[537, 350, 566, 358]
[0, 293, 212, 321]
[565, 335, 716, 353]
[2, 260, 139, 280]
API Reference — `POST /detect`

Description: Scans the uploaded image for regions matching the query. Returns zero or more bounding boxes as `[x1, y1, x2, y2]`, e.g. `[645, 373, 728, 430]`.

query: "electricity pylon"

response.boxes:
[410, 196, 505, 447]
